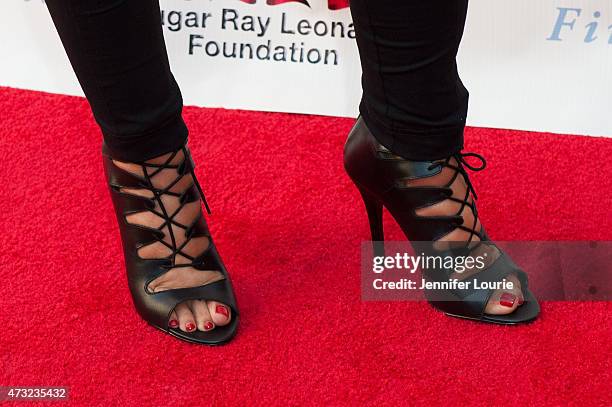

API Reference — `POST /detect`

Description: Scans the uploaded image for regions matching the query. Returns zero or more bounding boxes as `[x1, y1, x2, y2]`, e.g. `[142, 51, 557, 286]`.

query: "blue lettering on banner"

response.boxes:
[548, 7, 612, 44]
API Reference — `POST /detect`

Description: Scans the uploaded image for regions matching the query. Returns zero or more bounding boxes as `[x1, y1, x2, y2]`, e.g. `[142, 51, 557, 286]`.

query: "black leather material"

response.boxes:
[344, 117, 540, 324]
[423, 251, 528, 319]
[102, 144, 239, 344]
[344, 116, 456, 242]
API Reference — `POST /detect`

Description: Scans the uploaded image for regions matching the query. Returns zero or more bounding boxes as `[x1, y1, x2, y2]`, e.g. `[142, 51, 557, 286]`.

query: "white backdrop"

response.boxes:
[1, 0, 611, 137]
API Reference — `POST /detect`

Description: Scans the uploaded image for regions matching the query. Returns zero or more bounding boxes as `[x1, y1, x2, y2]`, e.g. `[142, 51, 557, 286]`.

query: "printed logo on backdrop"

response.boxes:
[548, 5, 612, 43]
[239, 0, 349, 10]
[161, 0, 353, 66]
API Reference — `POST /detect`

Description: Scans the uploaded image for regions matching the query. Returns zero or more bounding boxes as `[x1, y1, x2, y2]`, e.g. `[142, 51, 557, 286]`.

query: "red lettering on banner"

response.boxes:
[238, 0, 349, 10]
[327, 0, 349, 10]
[267, 0, 311, 6]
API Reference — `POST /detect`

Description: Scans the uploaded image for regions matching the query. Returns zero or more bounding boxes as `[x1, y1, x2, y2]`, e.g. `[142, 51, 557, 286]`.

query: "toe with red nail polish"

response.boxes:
[169, 319, 179, 328]
[216, 305, 229, 319]
[500, 293, 517, 308]
[204, 321, 214, 331]
[185, 322, 196, 332]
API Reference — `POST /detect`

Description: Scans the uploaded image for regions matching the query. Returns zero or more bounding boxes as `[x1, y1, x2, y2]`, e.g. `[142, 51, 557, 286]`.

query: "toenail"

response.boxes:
[186, 322, 196, 332]
[204, 321, 214, 331]
[169, 319, 179, 328]
[500, 293, 517, 308]
[216, 305, 229, 318]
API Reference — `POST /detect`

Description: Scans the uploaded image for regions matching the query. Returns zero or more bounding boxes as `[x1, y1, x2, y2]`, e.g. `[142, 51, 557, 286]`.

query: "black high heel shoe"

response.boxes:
[102, 144, 239, 344]
[344, 117, 539, 324]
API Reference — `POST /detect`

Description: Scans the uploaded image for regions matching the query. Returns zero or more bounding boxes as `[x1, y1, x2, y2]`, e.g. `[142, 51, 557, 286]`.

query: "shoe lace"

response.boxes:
[427, 152, 487, 244]
[137, 147, 211, 270]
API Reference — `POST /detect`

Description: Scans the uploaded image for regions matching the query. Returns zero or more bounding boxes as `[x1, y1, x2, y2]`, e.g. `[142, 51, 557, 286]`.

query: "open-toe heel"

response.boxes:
[345, 116, 540, 324]
[102, 143, 239, 344]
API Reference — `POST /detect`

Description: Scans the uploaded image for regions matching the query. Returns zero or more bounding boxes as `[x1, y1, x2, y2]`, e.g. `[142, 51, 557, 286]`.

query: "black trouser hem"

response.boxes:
[359, 100, 464, 161]
[101, 113, 188, 162]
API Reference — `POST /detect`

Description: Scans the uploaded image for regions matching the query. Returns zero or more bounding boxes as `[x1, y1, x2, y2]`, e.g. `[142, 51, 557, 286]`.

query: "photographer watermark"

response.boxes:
[361, 241, 612, 301]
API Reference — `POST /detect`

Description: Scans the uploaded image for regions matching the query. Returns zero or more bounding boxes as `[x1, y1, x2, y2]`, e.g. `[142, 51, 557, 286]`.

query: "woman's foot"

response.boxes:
[405, 155, 525, 316]
[344, 117, 539, 323]
[112, 151, 232, 332]
[104, 144, 238, 343]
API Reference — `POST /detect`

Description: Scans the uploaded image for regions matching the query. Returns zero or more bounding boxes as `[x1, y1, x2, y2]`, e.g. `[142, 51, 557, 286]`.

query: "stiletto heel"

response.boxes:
[356, 186, 385, 257]
[344, 116, 539, 324]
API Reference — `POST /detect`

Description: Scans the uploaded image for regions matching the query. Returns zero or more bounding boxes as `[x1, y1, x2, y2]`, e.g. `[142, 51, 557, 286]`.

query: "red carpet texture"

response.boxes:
[0, 87, 610, 406]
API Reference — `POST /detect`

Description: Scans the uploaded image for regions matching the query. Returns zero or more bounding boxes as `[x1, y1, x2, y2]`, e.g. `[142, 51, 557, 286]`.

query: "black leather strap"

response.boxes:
[102, 146, 238, 340]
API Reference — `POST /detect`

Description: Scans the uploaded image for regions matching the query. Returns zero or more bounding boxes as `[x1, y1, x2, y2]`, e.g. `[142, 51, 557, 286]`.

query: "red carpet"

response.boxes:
[0, 87, 610, 405]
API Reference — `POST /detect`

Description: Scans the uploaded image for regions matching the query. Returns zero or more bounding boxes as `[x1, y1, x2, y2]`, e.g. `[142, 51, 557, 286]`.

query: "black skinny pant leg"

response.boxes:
[47, 0, 468, 162]
[349, 0, 470, 160]
[46, 0, 187, 162]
